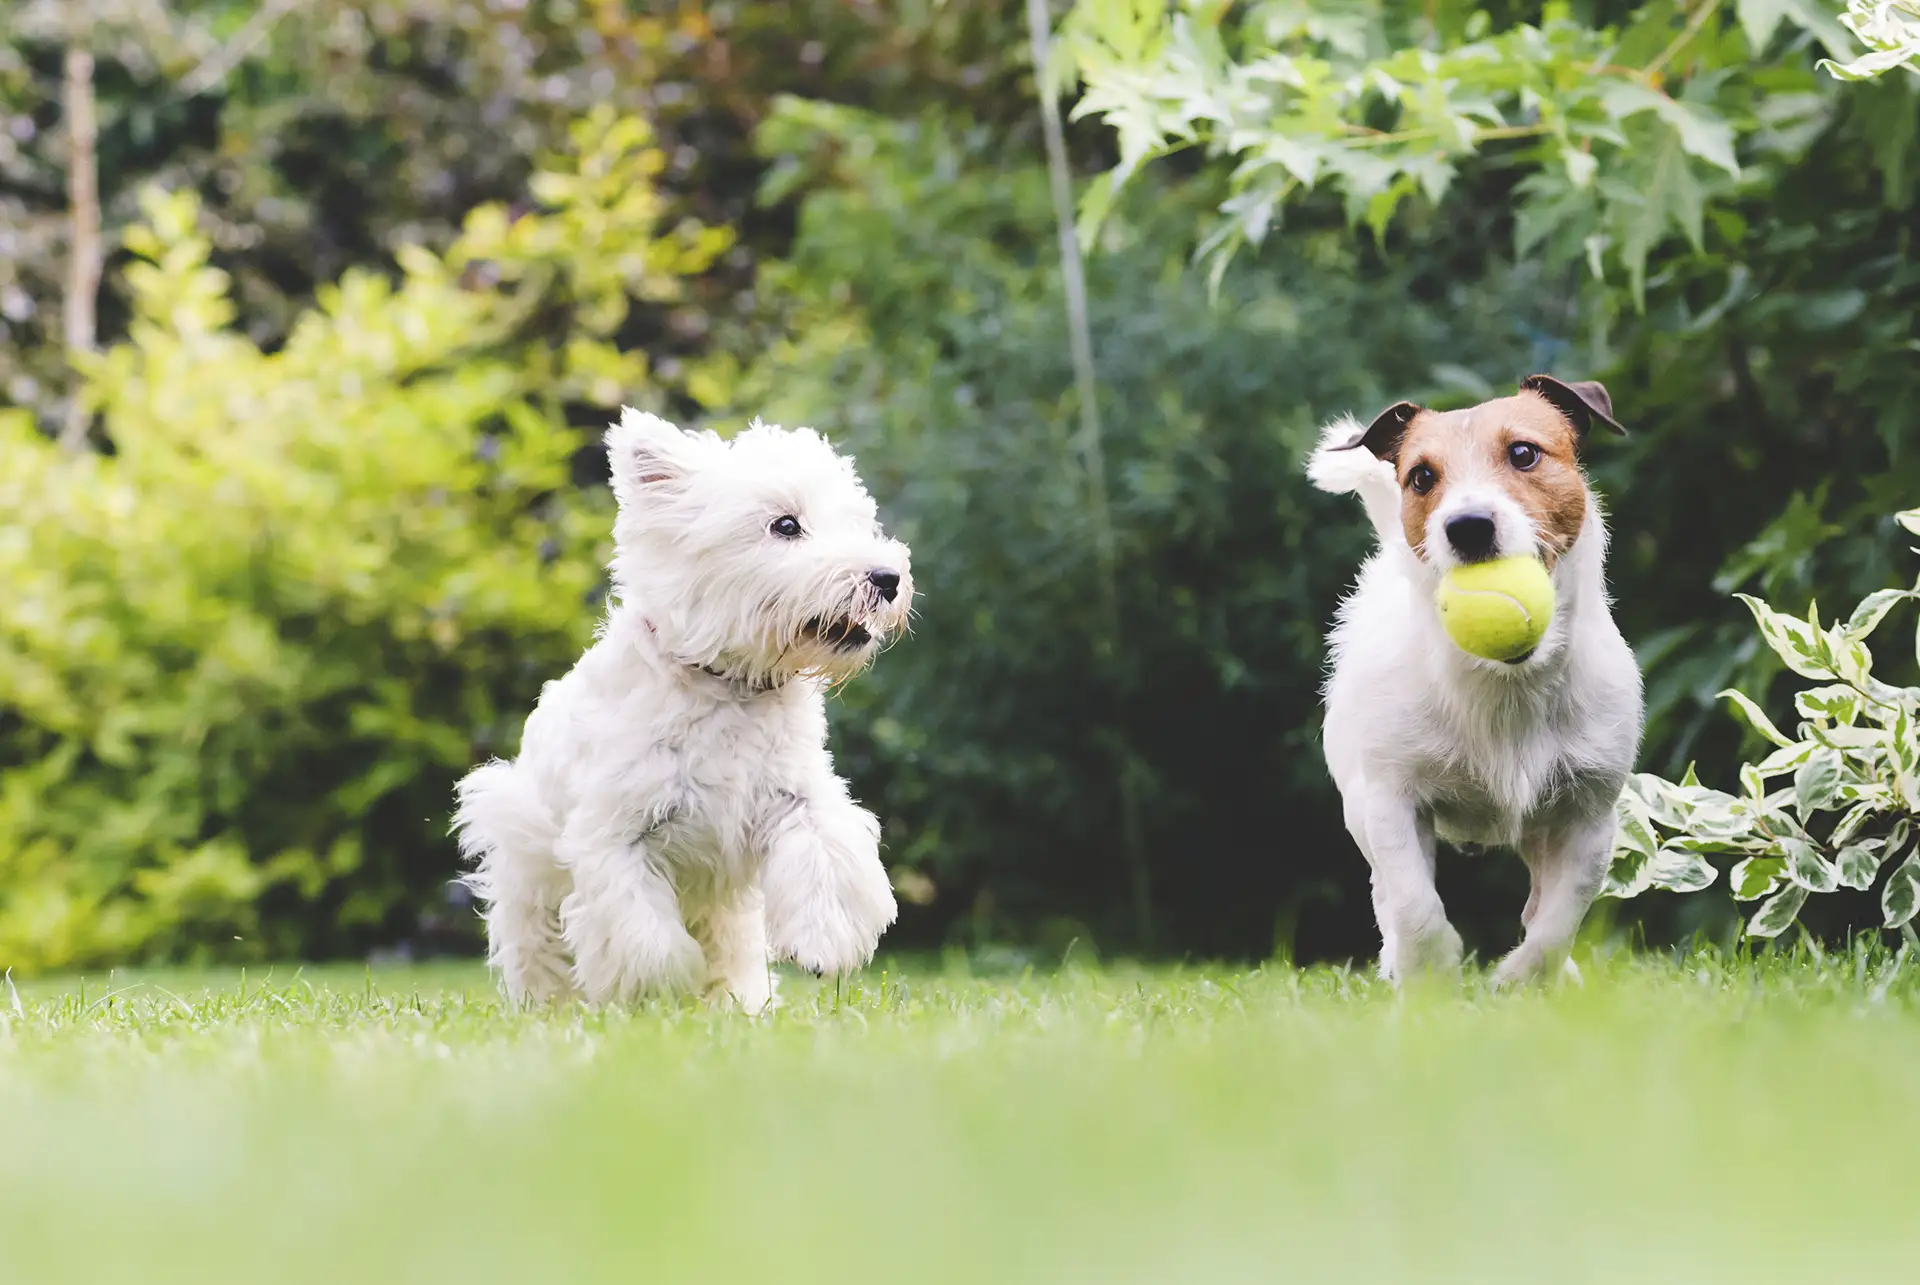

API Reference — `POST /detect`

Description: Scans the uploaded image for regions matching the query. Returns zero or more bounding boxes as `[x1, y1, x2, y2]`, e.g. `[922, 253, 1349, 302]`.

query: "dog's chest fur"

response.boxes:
[1407, 667, 1622, 845]
[1323, 537, 1641, 847]
[519, 609, 831, 894]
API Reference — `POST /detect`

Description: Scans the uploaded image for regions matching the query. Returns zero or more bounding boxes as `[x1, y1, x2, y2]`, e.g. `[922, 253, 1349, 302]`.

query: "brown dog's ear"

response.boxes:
[1330, 401, 1424, 461]
[1520, 374, 1625, 439]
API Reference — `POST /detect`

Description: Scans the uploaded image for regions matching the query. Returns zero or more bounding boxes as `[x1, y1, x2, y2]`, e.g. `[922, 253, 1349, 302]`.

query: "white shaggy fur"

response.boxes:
[453, 409, 913, 1011]
[1311, 412, 1643, 985]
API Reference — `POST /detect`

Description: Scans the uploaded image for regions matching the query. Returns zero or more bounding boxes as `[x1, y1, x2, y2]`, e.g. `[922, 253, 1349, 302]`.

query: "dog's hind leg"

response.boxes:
[1494, 810, 1614, 986]
[454, 761, 577, 1006]
[1345, 783, 1462, 982]
[694, 890, 778, 1014]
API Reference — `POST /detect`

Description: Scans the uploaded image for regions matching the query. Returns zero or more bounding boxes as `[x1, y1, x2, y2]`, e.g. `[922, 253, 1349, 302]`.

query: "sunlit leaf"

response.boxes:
[1731, 855, 1787, 900]
[1793, 747, 1843, 815]
[1781, 837, 1839, 893]
[1721, 688, 1793, 748]
[1747, 882, 1809, 938]
[1835, 840, 1888, 891]
[1882, 853, 1920, 929]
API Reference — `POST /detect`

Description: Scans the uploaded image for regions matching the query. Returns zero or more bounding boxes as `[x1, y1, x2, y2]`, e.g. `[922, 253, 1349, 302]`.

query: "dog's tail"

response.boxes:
[1308, 415, 1400, 541]
[451, 759, 557, 904]
[452, 758, 578, 1003]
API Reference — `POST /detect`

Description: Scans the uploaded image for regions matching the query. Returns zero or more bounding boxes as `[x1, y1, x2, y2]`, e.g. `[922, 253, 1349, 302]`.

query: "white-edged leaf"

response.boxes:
[1669, 833, 1770, 856]
[1794, 684, 1862, 727]
[1822, 45, 1920, 81]
[1756, 741, 1816, 777]
[1698, 792, 1760, 828]
[1835, 840, 1888, 891]
[1747, 882, 1809, 938]
[1615, 801, 1660, 861]
[1829, 800, 1880, 848]
[1731, 854, 1787, 900]
[1736, 594, 1838, 680]
[1809, 725, 1887, 754]
[1881, 853, 1920, 929]
[1720, 688, 1793, 748]
[1892, 706, 1920, 811]
[1781, 836, 1839, 892]
[1647, 846, 1719, 893]
[1896, 508, 1920, 536]
[1793, 747, 1843, 815]
[1832, 633, 1876, 688]
[1844, 588, 1912, 641]
[1604, 843, 1654, 899]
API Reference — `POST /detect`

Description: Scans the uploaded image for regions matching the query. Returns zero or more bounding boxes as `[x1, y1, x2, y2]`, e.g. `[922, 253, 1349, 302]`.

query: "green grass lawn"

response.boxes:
[3, 949, 1919, 1284]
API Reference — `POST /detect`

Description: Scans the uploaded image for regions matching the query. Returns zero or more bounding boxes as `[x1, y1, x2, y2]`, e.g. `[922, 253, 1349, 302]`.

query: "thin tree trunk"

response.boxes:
[1025, 0, 1154, 949]
[60, 38, 101, 454]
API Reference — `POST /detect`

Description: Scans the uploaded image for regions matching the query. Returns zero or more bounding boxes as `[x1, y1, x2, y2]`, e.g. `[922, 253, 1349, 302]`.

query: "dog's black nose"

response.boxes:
[1444, 514, 1498, 562]
[867, 569, 901, 602]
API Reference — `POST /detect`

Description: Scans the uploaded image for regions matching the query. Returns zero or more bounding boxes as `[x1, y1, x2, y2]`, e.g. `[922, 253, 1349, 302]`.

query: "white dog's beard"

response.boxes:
[801, 614, 874, 651]
[704, 597, 899, 687]
[777, 610, 893, 683]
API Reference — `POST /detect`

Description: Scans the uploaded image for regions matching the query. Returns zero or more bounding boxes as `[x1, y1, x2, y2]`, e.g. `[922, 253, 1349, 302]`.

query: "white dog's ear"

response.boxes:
[606, 408, 694, 503]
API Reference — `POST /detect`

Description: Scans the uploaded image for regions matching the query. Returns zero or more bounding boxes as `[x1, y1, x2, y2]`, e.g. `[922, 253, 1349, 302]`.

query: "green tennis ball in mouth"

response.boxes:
[1436, 556, 1555, 662]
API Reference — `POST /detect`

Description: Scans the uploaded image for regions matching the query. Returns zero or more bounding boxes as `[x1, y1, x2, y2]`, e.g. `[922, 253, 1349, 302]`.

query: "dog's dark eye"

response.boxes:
[1508, 442, 1541, 471]
[769, 515, 803, 539]
[1407, 464, 1437, 495]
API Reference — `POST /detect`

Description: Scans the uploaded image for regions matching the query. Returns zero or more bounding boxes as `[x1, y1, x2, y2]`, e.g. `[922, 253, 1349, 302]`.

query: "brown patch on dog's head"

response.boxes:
[1349, 377, 1625, 565]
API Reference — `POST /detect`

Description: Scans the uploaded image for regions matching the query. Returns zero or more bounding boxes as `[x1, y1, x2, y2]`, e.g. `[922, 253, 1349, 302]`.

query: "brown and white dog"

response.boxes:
[1309, 376, 1644, 984]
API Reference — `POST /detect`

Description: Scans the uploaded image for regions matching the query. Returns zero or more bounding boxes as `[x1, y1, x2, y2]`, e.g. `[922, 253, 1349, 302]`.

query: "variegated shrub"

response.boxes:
[1606, 508, 1920, 941]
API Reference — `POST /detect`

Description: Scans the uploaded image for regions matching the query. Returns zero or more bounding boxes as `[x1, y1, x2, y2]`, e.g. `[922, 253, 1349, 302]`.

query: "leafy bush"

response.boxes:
[739, 99, 1580, 961]
[0, 110, 727, 972]
[1822, 0, 1920, 80]
[747, 65, 1919, 959]
[1058, 0, 1854, 302]
[1606, 506, 1920, 942]
[1051, 0, 1920, 949]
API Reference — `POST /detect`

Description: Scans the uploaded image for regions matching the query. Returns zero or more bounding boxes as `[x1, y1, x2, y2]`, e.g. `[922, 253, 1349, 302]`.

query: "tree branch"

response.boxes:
[178, 0, 301, 98]
[59, 39, 100, 454]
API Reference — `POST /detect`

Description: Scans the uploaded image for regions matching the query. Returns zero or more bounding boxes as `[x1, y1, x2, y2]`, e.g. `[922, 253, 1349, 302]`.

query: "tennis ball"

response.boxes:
[1436, 556, 1555, 661]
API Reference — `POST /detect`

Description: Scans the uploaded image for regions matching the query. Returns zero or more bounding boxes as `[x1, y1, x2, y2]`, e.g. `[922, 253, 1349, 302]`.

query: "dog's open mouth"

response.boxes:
[802, 617, 873, 651]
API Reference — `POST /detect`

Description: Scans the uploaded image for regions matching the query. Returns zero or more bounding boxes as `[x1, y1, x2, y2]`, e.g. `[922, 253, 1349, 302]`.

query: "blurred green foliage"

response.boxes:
[742, 8, 1920, 958]
[741, 99, 1554, 959]
[0, 1, 1916, 968]
[0, 109, 725, 970]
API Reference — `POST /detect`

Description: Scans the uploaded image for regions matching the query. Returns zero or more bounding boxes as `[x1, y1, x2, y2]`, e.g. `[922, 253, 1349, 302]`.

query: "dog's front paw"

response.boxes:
[1489, 944, 1581, 989]
[1382, 920, 1464, 984]
[764, 854, 896, 976]
[767, 885, 897, 976]
[762, 801, 899, 975]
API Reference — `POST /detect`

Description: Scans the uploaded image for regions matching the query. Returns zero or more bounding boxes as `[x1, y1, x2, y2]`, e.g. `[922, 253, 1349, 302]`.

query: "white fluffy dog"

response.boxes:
[1310, 376, 1643, 985]
[453, 409, 913, 1011]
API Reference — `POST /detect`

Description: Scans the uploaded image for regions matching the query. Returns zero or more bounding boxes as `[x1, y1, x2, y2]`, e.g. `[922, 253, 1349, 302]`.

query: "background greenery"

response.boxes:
[1, 0, 1916, 972]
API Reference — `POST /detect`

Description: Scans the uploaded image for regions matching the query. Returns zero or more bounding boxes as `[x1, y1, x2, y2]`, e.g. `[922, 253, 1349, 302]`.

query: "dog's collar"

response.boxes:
[642, 620, 786, 695]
